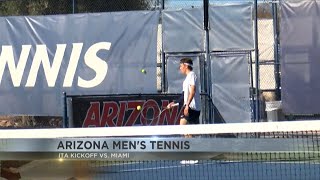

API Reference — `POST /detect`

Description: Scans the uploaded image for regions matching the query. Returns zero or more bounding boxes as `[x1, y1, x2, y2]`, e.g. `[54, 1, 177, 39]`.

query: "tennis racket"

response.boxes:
[140, 103, 179, 126]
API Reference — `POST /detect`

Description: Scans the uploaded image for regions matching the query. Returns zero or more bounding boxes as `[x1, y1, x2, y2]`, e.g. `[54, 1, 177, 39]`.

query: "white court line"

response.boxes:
[105, 161, 142, 166]
[116, 162, 217, 172]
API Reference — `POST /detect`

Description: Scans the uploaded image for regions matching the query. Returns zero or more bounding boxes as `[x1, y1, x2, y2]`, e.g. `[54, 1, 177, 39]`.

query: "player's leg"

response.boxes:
[179, 117, 192, 138]
[179, 116, 191, 164]
[181, 108, 200, 164]
[184, 108, 200, 137]
[180, 118, 187, 125]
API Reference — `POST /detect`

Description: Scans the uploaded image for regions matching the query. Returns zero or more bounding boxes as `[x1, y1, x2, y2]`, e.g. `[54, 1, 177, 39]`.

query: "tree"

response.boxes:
[0, 0, 154, 16]
[77, 0, 154, 13]
[257, 3, 272, 19]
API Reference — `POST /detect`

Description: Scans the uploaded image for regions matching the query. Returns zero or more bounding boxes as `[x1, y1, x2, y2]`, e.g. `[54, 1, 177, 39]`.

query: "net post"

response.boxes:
[62, 91, 68, 128]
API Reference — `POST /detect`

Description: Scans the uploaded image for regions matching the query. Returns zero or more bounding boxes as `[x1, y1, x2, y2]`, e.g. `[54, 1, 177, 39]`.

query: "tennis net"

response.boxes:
[1, 120, 320, 180]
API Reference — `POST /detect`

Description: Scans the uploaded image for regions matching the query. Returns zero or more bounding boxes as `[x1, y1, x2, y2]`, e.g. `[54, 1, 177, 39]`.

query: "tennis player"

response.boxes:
[167, 57, 201, 164]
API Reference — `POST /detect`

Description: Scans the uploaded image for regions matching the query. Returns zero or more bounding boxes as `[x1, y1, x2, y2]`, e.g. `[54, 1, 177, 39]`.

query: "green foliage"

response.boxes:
[77, 0, 153, 13]
[0, 0, 154, 16]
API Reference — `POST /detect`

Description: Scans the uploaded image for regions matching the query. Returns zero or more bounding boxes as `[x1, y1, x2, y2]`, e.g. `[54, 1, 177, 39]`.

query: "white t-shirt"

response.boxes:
[183, 71, 201, 111]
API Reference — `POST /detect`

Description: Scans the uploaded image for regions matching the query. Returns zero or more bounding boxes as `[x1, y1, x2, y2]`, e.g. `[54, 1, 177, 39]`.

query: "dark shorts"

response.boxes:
[181, 107, 200, 124]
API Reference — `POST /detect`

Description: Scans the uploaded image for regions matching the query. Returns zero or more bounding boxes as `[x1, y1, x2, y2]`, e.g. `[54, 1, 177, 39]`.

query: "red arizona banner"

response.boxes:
[71, 94, 183, 127]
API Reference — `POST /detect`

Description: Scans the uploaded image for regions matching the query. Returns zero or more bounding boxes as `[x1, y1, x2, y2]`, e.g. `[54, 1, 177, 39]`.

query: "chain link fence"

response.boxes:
[256, 1, 281, 121]
[257, 1, 278, 93]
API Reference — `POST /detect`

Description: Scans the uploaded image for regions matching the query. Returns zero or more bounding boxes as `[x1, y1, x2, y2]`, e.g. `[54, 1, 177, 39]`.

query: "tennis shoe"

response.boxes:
[180, 160, 198, 164]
